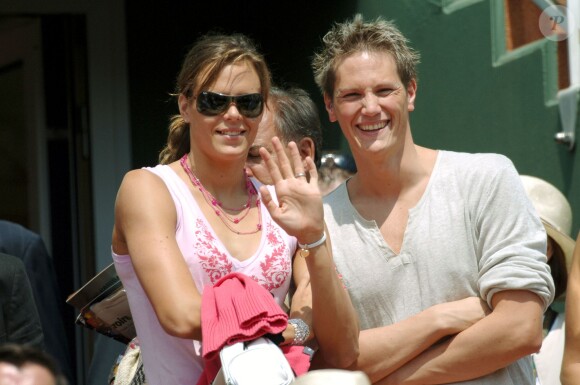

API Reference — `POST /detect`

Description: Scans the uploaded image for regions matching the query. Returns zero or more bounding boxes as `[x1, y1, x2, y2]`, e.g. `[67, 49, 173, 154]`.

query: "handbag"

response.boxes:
[112, 338, 147, 385]
[212, 337, 295, 385]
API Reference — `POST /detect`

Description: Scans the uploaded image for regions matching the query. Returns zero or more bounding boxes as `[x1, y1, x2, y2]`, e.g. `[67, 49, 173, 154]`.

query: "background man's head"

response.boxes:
[247, 86, 322, 185]
[0, 344, 64, 385]
[318, 151, 357, 196]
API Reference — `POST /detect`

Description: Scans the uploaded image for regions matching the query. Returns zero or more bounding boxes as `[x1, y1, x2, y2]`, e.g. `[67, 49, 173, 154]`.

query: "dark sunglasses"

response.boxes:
[196, 91, 264, 118]
[320, 152, 357, 173]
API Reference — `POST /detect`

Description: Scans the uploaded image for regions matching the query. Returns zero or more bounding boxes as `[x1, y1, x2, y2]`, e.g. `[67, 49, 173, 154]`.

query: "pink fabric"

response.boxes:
[197, 273, 311, 385]
[201, 272, 288, 356]
[280, 345, 311, 375]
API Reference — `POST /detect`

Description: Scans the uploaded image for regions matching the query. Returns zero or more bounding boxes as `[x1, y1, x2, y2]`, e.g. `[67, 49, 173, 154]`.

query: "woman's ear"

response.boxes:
[324, 93, 337, 122]
[178, 94, 191, 123]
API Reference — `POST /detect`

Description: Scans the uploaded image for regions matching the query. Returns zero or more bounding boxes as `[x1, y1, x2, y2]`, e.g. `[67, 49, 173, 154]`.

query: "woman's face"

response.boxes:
[179, 61, 263, 163]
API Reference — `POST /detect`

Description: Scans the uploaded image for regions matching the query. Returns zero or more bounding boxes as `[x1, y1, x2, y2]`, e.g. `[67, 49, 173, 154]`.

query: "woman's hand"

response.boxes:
[257, 137, 324, 244]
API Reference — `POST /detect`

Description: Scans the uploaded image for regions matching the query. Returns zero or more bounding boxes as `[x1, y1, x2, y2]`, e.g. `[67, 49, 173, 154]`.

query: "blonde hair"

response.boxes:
[158, 33, 271, 164]
[312, 14, 420, 97]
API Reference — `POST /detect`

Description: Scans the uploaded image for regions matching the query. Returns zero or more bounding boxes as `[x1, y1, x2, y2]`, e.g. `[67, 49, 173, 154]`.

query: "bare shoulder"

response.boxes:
[113, 167, 178, 252]
[117, 168, 171, 200]
[115, 167, 176, 218]
[120, 168, 162, 189]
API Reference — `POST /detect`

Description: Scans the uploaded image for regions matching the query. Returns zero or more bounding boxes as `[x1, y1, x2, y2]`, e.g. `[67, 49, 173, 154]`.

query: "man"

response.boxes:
[245, 84, 323, 314]
[311, 14, 554, 384]
[0, 343, 65, 385]
[0, 220, 73, 383]
[0, 252, 44, 349]
[247, 86, 357, 196]
[246, 86, 322, 184]
[317, 151, 357, 196]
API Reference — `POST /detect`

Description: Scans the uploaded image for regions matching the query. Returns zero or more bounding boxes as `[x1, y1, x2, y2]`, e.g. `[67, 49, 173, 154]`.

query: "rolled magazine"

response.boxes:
[67, 263, 136, 344]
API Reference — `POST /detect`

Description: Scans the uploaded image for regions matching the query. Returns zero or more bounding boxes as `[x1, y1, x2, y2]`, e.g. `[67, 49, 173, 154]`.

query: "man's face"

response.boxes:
[324, 51, 416, 157]
[0, 362, 57, 385]
[246, 102, 282, 185]
[0, 363, 19, 384]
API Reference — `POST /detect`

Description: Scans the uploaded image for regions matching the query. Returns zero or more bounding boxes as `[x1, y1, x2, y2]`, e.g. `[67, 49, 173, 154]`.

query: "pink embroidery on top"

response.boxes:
[252, 222, 292, 291]
[195, 219, 291, 290]
[196, 219, 233, 283]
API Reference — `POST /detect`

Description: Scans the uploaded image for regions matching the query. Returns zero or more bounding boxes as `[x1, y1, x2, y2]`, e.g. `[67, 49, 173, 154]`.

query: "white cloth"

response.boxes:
[534, 313, 565, 385]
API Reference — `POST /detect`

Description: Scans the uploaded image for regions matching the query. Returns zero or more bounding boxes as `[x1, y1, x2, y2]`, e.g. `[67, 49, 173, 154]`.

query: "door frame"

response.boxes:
[0, 0, 132, 271]
[0, 18, 51, 249]
[0, 1, 131, 382]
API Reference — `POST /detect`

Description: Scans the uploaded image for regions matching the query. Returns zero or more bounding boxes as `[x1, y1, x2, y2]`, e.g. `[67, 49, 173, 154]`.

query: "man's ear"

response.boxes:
[406, 79, 417, 112]
[324, 93, 337, 122]
[297, 137, 316, 165]
[178, 94, 191, 122]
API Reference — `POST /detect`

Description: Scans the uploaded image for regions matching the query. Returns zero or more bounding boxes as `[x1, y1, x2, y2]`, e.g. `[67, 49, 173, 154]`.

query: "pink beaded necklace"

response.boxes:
[180, 154, 262, 235]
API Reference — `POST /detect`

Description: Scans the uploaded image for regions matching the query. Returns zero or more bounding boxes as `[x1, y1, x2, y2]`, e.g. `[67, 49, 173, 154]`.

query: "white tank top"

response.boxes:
[113, 164, 296, 385]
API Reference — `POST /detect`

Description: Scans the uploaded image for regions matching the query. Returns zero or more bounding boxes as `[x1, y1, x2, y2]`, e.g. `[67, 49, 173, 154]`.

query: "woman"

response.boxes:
[111, 33, 359, 385]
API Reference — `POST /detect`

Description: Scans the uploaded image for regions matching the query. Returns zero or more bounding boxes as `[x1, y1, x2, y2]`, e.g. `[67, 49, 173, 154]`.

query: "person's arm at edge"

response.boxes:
[113, 169, 203, 340]
[378, 290, 543, 385]
[561, 231, 580, 385]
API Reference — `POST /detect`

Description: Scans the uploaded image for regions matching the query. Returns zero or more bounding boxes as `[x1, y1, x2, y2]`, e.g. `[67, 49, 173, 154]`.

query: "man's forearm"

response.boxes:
[353, 315, 451, 383]
[311, 296, 489, 383]
[311, 317, 448, 383]
[561, 363, 580, 385]
[379, 291, 544, 385]
[312, 305, 470, 382]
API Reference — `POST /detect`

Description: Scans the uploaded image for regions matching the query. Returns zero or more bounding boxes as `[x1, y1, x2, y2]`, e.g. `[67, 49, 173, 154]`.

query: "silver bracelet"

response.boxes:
[288, 318, 310, 345]
[298, 232, 326, 258]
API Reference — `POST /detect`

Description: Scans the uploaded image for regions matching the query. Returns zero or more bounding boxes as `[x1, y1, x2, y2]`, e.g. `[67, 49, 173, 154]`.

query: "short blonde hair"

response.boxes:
[312, 14, 420, 97]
